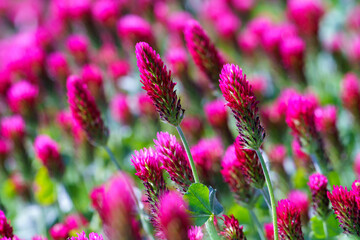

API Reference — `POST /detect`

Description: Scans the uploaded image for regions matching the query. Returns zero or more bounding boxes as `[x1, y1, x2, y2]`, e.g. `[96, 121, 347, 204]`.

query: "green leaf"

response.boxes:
[292, 168, 308, 189]
[34, 167, 57, 206]
[184, 183, 212, 226]
[328, 171, 341, 188]
[326, 214, 342, 237]
[209, 186, 224, 215]
[311, 216, 326, 239]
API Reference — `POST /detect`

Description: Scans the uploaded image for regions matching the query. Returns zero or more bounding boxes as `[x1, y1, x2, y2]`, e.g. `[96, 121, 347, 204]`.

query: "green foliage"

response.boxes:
[310, 214, 342, 239]
[184, 183, 223, 226]
[34, 167, 57, 206]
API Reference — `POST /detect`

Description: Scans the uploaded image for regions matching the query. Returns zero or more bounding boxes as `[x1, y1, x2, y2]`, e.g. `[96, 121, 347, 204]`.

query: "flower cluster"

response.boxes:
[221, 215, 247, 240]
[276, 199, 304, 240]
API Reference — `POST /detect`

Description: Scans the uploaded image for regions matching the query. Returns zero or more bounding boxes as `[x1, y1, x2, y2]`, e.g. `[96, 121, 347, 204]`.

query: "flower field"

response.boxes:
[0, 0, 360, 239]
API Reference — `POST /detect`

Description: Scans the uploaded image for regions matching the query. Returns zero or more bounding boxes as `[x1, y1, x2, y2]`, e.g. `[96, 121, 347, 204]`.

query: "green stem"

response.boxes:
[249, 209, 266, 240]
[205, 215, 220, 240]
[176, 126, 200, 183]
[104, 145, 122, 170]
[256, 149, 279, 240]
[323, 219, 328, 239]
[260, 188, 271, 209]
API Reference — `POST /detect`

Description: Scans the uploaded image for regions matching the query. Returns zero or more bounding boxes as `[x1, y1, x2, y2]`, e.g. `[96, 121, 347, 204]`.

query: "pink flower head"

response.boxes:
[131, 148, 167, 207]
[7, 80, 39, 116]
[32, 236, 48, 240]
[234, 136, 265, 189]
[34, 135, 64, 178]
[248, 75, 267, 98]
[291, 138, 311, 164]
[351, 180, 360, 196]
[135, 42, 184, 126]
[347, 6, 360, 31]
[219, 63, 265, 150]
[137, 92, 157, 119]
[215, 12, 241, 39]
[66, 34, 89, 64]
[0, 210, 14, 238]
[221, 215, 246, 240]
[354, 153, 360, 179]
[287, 190, 309, 218]
[49, 223, 69, 240]
[0, 138, 11, 162]
[91, 173, 140, 239]
[64, 213, 88, 231]
[165, 47, 188, 76]
[237, 30, 259, 55]
[287, 0, 324, 36]
[1, 115, 26, 143]
[81, 64, 103, 87]
[341, 73, 360, 118]
[308, 173, 330, 217]
[67, 75, 109, 146]
[264, 223, 274, 240]
[314, 105, 337, 134]
[110, 94, 132, 125]
[68, 232, 103, 240]
[286, 94, 318, 138]
[188, 226, 203, 240]
[247, 16, 273, 38]
[108, 60, 131, 81]
[158, 191, 191, 240]
[92, 0, 119, 27]
[280, 36, 305, 71]
[276, 199, 304, 240]
[347, 36, 360, 63]
[117, 15, 153, 47]
[184, 20, 225, 86]
[262, 23, 297, 57]
[180, 116, 204, 141]
[327, 184, 360, 236]
[154, 132, 193, 192]
[268, 144, 287, 164]
[47, 52, 70, 83]
[231, 0, 255, 13]
[166, 11, 193, 34]
[221, 145, 255, 204]
[191, 137, 224, 181]
[204, 99, 228, 129]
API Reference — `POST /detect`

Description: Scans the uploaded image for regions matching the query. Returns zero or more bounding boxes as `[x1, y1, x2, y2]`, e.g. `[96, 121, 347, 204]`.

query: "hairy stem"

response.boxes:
[176, 126, 200, 183]
[205, 215, 221, 240]
[256, 149, 279, 240]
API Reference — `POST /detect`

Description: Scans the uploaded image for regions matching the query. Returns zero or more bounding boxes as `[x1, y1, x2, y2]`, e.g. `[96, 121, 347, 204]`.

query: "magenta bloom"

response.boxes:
[110, 94, 132, 125]
[81, 64, 104, 99]
[308, 173, 330, 217]
[67, 75, 109, 146]
[135, 42, 184, 126]
[1, 115, 26, 143]
[32, 236, 48, 240]
[117, 15, 153, 46]
[47, 52, 70, 83]
[328, 184, 360, 236]
[280, 36, 305, 71]
[64, 213, 88, 231]
[180, 116, 204, 142]
[0, 138, 11, 165]
[92, 0, 119, 27]
[235, 136, 265, 189]
[354, 153, 360, 179]
[276, 199, 304, 240]
[69, 232, 103, 240]
[7, 80, 39, 117]
[188, 226, 203, 240]
[49, 223, 69, 240]
[165, 47, 188, 76]
[287, 0, 324, 36]
[66, 34, 89, 64]
[204, 99, 228, 129]
[184, 20, 225, 86]
[158, 191, 191, 240]
[314, 105, 337, 134]
[0, 210, 14, 239]
[221, 215, 246, 240]
[137, 93, 157, 119]
[108, 60, 131, 81]
[268, 145, 287, 164]
[341, 73, 360, 120]
[34, 135, 64, 178]
[219, 63, 265, 150]
[191, 137, 224, 181]
[154, 132, 193, 192]
[237, 30, 258, 55]
[264, 223, 274, 240]
[90, 173, 140, 240]
[287, 190, 309, 220]
[221, 145, 255, 204]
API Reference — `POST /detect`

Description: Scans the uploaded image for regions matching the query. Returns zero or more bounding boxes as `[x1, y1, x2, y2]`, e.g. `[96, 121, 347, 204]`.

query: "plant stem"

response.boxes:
[176, 126, 200, 183]
[205, 215, 221, 240]
[260, 188, 271, 209]
[255, 149, 279, 240]
[104, 145, 122, 170]
[249, 209, 266, 240]
[323, 219, 328, 239]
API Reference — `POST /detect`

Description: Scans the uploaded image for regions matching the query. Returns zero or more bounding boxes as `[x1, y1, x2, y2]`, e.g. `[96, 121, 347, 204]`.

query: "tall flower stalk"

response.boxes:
[219, 63, 278, 240]
[135, 41, 219, 239]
